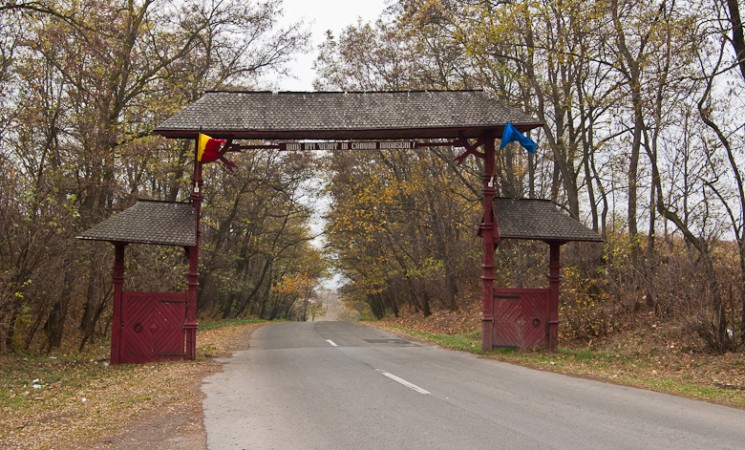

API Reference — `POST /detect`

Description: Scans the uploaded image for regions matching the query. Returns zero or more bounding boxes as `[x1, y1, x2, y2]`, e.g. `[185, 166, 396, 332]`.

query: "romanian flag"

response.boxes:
[197, 133, 225, 163]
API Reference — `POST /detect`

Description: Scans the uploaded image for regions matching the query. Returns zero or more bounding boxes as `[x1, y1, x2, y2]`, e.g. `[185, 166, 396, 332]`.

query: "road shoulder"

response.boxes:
[88, 323, 262, 450]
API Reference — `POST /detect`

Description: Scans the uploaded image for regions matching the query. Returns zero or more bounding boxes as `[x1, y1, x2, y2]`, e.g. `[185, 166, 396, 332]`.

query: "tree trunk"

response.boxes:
[43, 260, 76, 351]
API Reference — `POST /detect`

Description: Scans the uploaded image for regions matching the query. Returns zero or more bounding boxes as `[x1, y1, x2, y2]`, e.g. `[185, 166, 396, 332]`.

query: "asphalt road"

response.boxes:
[202, 321, 745, 449]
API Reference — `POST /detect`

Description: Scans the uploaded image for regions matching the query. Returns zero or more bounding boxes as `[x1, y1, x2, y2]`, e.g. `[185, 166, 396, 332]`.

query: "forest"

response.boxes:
[1, 0, 745, 356]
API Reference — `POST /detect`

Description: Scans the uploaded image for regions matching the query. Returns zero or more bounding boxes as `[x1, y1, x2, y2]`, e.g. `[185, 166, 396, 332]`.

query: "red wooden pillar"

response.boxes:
[185, 160, 203, 360]
[548, 241, 562, 352]
[481, 134, 497, 352]
[110, 242, 126, 365]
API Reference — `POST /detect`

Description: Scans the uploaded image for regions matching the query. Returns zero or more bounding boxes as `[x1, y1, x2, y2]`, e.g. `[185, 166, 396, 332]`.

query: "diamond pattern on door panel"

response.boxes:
[492, 288, 549, 349]
[120, 292, 185, 363]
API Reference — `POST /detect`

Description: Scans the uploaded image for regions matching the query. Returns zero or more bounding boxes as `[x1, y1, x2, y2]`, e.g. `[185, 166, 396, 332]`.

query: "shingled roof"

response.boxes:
[77, 200, 196, 247]
[493, 198, 603, 243]
[154, 90, 542, 140]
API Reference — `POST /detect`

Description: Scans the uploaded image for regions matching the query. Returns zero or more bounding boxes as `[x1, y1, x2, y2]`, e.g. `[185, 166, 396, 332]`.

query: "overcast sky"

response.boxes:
[270, 0, 390, 91]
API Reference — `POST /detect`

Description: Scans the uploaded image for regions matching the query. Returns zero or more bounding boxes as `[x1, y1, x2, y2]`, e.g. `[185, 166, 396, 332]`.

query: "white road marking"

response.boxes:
[376, 369, 430, 395]
[326, 339, 338, 347]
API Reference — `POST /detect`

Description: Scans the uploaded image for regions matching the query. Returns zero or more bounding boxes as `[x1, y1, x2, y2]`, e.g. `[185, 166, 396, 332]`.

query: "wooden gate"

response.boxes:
[119, 292, 186, 364]
[492, 288, 549, 349]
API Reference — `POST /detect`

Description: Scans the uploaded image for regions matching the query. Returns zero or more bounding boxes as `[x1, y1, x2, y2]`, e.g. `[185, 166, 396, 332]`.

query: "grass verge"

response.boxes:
[375, 322, 745, 410]
[198, 317, 263, 331]
[0, 321, 264, 450]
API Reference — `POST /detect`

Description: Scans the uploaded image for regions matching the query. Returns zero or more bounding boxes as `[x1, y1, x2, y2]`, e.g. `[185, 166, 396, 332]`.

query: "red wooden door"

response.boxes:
[120, 292, 186, 364]
[492, 288, 549, 349]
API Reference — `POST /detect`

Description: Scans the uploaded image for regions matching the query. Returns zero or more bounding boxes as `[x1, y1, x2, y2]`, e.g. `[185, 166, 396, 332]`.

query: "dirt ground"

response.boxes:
[94, 324, 259, 450]
[88, 363, 210, 450]
[5, 310, 743, 449]
[0, 323, 261, 450]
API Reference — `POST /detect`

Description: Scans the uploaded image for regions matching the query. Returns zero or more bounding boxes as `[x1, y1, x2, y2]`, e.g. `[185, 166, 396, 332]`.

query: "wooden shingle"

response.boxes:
[77, 200, 196, 247]
[154, 90, 542, 140]
[494, 198, 602, 243]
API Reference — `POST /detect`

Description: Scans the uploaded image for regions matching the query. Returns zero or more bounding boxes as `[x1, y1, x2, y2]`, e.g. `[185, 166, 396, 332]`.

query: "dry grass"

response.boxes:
[0, 322, 262, 450]
[4, 308, 743, 449]
[376, 308, 745, 409]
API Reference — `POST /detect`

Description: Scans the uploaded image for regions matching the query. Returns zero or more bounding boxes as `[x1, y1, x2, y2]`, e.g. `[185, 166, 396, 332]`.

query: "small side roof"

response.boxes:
[494, 198, 603, 243]
[77, 200, 196, 247]
[153, 90, 542, 140]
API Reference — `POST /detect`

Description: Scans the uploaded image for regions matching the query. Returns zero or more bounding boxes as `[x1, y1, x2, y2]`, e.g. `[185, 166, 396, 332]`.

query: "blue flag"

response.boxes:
[499, 122, 537, 154]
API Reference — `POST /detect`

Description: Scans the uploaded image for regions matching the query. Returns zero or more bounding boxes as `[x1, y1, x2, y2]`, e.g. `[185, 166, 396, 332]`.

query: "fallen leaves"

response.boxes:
[377, 306, 745, 409]
[382, 306, 481, 336]
[0, 322, 262, 450]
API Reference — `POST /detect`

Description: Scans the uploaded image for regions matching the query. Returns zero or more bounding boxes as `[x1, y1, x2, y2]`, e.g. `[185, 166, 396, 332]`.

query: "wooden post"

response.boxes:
[110, 242, 126, 365]
[185, 158, 203, 360]
[548, 242, 562, 352]
[481, 134, 497, 352]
